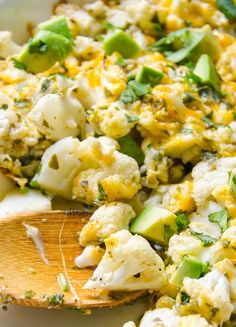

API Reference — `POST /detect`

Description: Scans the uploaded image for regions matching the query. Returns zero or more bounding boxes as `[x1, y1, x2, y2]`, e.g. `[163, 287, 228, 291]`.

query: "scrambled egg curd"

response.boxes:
[0, 0, 236, 325]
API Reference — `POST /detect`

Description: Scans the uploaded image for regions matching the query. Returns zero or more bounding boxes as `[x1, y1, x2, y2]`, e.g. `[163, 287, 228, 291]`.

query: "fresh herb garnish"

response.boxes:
[180, 292, 190, 304]
[126, 114, 139, 123]
[14, 98, 31, 108]
[208, 208, 228, 232]
[182, 92, 195, 104]
[0, 104, 8, 110]
[41, 78, 51, 92]
[216, 0, 236, 20]
[120, 80, 151, 104]
[47, 293, 64, 306]
[175, 212, 189, 232]
[118, 135, 144, 166]
[24, 290, 36, 300]
[190, 230, 217, 247]
[48, 154, 59, 170]
[97, 182, 107, 202]
[164, 224, 175, 242]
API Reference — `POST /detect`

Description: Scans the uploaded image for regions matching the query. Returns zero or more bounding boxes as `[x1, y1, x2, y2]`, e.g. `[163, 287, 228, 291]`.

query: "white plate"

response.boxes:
[0, 0, 146, 325]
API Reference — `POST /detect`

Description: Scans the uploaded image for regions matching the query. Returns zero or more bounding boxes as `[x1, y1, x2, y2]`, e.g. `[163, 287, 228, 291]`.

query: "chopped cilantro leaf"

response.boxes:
[120, 80, 151, 104]
[97, 182, 107, 202]
[175, 212, 189, 232]
[180, 292, 190, 304]
[0, 104, 8, 110]
[24, 290, 36, 299]
[216, 0, 236, 20]
[29, 180, 40, 189]
[190, 230, 217, 247]
[29, 40, 48, 54]
[41, 78, 51, 92]
[47, 293, 64, 306]
[208, 208, 228, 232]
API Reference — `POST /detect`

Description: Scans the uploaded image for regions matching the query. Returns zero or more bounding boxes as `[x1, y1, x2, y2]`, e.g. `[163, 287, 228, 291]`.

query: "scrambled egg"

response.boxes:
[0, 0, 236, 324]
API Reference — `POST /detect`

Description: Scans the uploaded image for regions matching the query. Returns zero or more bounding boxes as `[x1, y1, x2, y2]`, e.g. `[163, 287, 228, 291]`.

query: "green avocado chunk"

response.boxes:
[130, 205, 177, 245]
[118, 135, 144, 166]
[193, 54, 220, 91]
[17, 30, 72, 74]
[38, 16, 72, 40]
[103, 29, 140, 58]
[135, 66, 163, 87]
[170, 255, 208, 287]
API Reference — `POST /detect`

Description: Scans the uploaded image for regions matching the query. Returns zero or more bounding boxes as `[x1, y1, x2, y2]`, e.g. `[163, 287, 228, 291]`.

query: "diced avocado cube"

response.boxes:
[170, 256, 208, 287]
[17, 30, 72, 74]
[130, 206, 177, 245]
[230, 168, 236, 196]
[118, 135, 144, 166]
[193, 54, 220, 91]
[135, 66, 163, 87]
[103, 29, 140, 58]
[38, 16, 72, 40]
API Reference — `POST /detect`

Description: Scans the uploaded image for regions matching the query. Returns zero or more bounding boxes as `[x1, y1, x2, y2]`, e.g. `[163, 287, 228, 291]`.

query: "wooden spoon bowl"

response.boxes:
[0, 211, 145, 309]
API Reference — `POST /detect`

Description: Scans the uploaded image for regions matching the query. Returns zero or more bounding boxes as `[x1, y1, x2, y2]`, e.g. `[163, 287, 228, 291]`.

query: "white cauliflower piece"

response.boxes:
[217, 42, 236, 82]
[189, 201, 223, 239]
[84, 230, 166, 291]
[28, 91, 85, 141]
[192, 159, 233, 207]
[0, 31, 21, 58]
[74, 36, 102, 59]
[79, 202, 135, 246]
[214, 259, 236, 302]
[210, 226, 236, 264]
[167, 231, 210, 264]
[0, 189, 51, 219]
[73, 137, 140, 204]
[75, 245, 104, 269]
[179, 270, 233, 324]
[0, 108, 18, 138]
[137, 308, 212, 327]
[123, 322, 136, 327]
[33, 137, 80, 199]
[88, 101, 137, 139]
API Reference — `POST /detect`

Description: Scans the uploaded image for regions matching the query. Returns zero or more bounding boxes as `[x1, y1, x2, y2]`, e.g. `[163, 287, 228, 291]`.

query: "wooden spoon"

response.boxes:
[0, 211, 145, 310]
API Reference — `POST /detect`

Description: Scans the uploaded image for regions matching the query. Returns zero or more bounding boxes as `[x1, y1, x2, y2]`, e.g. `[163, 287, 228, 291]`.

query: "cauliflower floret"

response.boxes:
[33, 137, 80, 199]
[167, 231, 210, 264]
[76, 60, 126, 108]
[177, 270, 233, 324]
[192, 159, 233, 207]
[121, 0, 156, 33]
[84, 230, 166, 291]
[79, 202, 135, 246]
[75, 245, 104, 269]
[136, 307, 212, 327]
[123, 322, 136, 327]
[73, 36, 102, 59]
[210, 226, 236, 264]
[0, 108, 18, 138]
[214, 259, 236, 302]
[189, 201, 223, 239]
[88, 101, 138, 139]
[28, 90, 85, 141]
[0, 31, 21, 58]
[146, 181, 195, 213]
[0, 189, 51, 219]
[73, 137, 140, 204]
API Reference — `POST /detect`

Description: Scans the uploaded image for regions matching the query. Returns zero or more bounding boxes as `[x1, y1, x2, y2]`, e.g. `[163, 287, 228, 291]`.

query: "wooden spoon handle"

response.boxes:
[0, 211, 145, 309]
